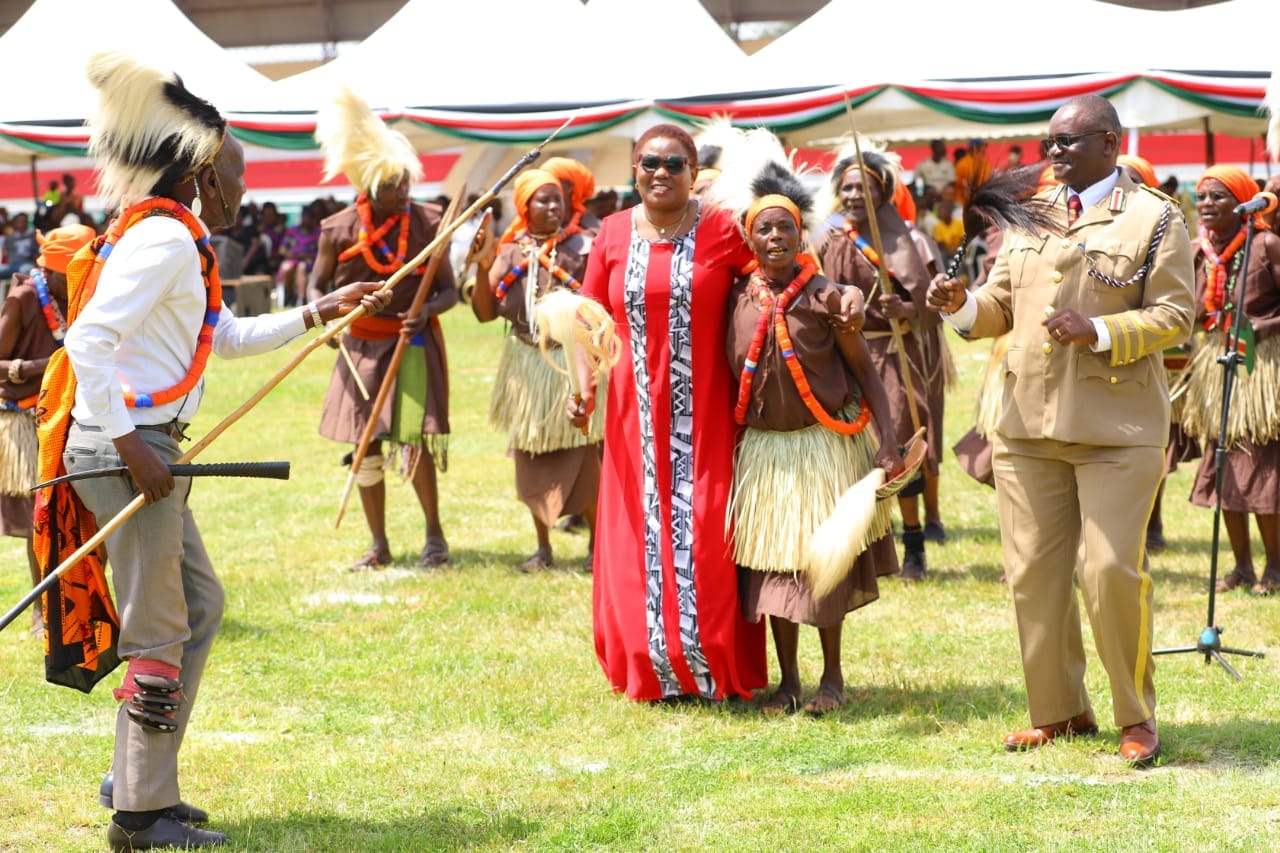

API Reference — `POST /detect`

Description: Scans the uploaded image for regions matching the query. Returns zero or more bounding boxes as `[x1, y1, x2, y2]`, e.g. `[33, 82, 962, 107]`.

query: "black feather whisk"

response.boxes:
[948, 164, 1061, 278]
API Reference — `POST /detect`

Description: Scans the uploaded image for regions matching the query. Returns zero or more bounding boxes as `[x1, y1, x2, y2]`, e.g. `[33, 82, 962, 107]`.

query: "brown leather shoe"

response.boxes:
[1003, 711, 1098, 751]
[1119, 718, 1160, 767]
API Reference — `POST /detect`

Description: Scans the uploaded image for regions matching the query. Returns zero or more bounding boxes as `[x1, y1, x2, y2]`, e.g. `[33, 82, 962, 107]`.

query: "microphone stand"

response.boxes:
[1153, 213, 1265, 680]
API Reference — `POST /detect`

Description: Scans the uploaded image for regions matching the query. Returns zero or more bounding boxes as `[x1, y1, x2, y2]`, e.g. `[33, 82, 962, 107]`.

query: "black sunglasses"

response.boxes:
[1040, 130, 1110, 156]
[638, 155, 689, 175]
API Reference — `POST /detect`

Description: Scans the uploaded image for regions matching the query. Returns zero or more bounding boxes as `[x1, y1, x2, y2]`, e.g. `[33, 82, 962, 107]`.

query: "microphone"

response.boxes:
[1234, 192, 1278, 216]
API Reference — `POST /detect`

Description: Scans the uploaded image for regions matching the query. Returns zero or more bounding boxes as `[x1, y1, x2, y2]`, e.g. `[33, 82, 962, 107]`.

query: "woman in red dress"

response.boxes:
[571, 124, 768, 701]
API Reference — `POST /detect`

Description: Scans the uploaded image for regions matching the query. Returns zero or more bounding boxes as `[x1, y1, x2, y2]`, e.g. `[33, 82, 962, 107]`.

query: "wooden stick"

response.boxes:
[338, 339, 370, 400]
[843, 94, 922, 433]
[334, 190, 467, 527]
[0, 116, 583, 633]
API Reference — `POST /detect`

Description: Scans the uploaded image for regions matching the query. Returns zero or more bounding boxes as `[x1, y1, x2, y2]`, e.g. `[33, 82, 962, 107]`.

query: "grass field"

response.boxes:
[1, 307, 1278, 852]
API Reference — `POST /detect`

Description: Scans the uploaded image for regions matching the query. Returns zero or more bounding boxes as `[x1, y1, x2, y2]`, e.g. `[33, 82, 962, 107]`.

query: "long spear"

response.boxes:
[0, 115, 579, 634]
[842, 94, 921, 433]
[333, 189, 466, 527]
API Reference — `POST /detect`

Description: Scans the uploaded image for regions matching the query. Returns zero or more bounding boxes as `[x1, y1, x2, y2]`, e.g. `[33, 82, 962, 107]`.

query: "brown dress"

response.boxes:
[317, 202, 455, 453]
[1, 278, 60, 536]
[1186, 229, 1280, 514]
[726, 271, 897, 628]
[817, 211, 936, 470]
[489, 234, 600, 527]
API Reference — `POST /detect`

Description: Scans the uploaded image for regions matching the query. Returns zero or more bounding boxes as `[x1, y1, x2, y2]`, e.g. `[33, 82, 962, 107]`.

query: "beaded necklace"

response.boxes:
[337, 195, 421, 276]
[841, 220, 882, 268]
[734, 253, 871, 436]
[1201, 225, 1247, 331]
[77, 197, 222, 408]
[30, 267, 67, 343]
[495, 224, 582, 300]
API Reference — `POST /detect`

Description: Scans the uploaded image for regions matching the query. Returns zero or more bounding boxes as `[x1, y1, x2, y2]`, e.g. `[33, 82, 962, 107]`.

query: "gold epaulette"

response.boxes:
[1136, 183, 1179, 206]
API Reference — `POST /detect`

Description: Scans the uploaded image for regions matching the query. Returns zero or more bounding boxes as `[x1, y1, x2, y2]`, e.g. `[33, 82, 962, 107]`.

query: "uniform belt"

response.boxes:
[74, 421, 190, 441]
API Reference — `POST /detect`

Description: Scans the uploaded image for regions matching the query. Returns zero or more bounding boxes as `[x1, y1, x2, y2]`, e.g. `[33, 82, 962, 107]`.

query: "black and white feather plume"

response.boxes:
[86, 50, 226, 209]
[703, 126, 818, 233]
[1267, 59, 1280, 163]
[692, 115, 745, 172]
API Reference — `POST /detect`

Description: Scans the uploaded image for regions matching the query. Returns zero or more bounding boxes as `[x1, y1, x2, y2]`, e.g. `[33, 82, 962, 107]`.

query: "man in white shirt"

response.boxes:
[46, 51, 390, 852]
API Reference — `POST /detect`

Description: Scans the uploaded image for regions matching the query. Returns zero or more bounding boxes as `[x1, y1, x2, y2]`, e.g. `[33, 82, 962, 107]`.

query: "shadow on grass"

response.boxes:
[223, 807, 540, 850]
[1161, 716, 1280, 767]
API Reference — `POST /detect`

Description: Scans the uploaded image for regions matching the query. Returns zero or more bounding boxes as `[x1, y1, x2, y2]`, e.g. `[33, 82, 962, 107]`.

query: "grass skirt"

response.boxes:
[0, 409, 37, 496]
[1181, 332, 1280, 446]
[729, 415, 891, 574]
[489, 335, 604, 454]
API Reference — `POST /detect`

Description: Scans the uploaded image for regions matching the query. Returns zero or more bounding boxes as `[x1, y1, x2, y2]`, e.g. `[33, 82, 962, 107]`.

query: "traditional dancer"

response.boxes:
[542, 156, 602, 236]
[569, 123, 768, 702]
[719, 134, 902, 716]
[817, 144, 935, 580]
[37, 51, 389, 850]
[0, 224, 95, 636]
[471, 169, 601, 571]
[1180, 165, 1280, 595]
[308, 88, 457, 571]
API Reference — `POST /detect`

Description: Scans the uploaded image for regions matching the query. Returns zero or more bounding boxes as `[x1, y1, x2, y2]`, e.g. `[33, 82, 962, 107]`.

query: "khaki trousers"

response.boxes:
[992, 434, 1160, 728]
[67, 422, 224, 813]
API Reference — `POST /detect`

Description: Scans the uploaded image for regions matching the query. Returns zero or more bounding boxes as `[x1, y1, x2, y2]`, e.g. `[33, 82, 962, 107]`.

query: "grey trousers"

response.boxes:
[66, 422, 224, 812]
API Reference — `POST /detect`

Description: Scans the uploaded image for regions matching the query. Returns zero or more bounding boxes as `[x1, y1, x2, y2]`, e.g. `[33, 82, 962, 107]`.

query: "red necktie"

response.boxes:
[1067, 194, 1082, 226]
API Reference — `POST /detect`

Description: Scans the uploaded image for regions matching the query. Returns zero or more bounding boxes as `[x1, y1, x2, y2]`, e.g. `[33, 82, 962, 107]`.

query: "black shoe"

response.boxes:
[100, 772, 209, 825]
[923, 521, 947, 544]
[901, 549, 927, 581]
[107, 817, 227, 851]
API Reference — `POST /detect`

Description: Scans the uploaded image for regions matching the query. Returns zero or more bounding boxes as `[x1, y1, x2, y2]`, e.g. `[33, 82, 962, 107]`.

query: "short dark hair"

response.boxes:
[634, 124, 697, 168]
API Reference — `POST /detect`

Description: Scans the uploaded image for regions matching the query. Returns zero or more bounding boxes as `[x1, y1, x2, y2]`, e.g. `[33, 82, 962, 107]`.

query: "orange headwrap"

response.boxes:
[893, 181, 916, 225]
[36, 225, 97, 274]
[1199, 165, 1266, 229]
[1117, 154, 1158, 189]
[745, 194, 801, 237]
[542, 157, 595, 215]
[500, 169, 561, 245]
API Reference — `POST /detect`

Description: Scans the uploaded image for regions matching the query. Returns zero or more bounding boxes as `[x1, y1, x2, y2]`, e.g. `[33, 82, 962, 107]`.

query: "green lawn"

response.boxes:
[1, 308, 1278, 852]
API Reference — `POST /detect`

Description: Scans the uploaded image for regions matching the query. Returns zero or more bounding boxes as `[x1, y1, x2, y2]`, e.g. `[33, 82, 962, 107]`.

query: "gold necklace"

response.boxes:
[644, 201, 690, 240]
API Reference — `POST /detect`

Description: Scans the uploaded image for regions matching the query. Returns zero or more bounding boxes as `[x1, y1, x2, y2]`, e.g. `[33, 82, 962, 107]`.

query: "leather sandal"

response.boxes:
[1214, 568, 1257, 593]
[349, 548, 392, 572]
[520, 551, 553, 573]
[418, 539, 450, 569]
[1251, 571, 1280, 596]
[761, 687, 800, 716]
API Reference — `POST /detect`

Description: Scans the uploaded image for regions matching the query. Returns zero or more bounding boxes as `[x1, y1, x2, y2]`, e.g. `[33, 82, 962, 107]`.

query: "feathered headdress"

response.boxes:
[86, 51, 226, 210]
[703, 126, 818, 235]
[823, 135, 902, 221]
[315, 87, 423, 194]
[693, 115, 744, 173]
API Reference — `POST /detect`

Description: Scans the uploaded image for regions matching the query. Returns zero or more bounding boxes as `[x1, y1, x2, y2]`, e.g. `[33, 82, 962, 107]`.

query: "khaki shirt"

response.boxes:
[968, 173, 1194, 447]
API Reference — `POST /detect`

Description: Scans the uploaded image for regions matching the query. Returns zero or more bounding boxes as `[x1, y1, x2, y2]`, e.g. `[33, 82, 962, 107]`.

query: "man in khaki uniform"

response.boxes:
[926, 95, 1194, 766]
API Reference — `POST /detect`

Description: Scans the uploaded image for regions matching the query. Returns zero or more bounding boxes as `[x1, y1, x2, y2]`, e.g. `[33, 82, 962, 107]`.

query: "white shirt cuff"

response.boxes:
[1090, 318, 1111, 352]
[942, 292, 978, 333]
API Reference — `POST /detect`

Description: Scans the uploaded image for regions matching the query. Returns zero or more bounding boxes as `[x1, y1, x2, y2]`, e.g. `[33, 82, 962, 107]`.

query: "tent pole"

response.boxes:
[29, 155, 38, 208]
[1126, 127, 1139, 157]
[1203, 118, 1215, 166]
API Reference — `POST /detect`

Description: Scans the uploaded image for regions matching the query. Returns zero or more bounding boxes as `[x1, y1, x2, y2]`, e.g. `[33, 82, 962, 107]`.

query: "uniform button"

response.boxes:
[1110, 376, 1118, 384]
[1052, 271, 1064, 283]
[1043, 342, 1053, 354]
[1061, 239, 1073, 249]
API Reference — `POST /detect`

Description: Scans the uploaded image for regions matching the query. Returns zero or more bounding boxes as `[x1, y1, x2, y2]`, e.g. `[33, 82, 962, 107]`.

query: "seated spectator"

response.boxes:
[0, 213, 38, 279]
[932, 193, 964, 255]
[276, 203, 322, 308]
